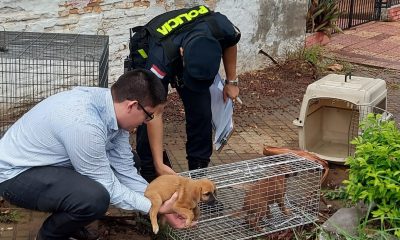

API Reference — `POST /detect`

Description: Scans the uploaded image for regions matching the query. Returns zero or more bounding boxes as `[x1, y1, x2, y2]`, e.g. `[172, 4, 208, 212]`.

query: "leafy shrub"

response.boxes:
[344, 113, 400, 237]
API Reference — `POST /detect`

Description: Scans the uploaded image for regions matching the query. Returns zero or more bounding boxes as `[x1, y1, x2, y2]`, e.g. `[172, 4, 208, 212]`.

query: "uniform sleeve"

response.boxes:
[213, 13, 241, 49]
[145, 41, 175, 84]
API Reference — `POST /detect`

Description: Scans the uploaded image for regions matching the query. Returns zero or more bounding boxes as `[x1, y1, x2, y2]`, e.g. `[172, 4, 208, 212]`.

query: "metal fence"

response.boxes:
[336, 0, 380, 30]
[388, 0, 400, 7]
[309, 0, 400, 33]
[0, 31, 109, 137]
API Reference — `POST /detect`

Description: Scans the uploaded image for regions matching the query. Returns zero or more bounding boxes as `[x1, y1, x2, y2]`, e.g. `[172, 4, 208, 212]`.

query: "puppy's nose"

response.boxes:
[209, 199, 224, 213]
[206, 193, 217, 205]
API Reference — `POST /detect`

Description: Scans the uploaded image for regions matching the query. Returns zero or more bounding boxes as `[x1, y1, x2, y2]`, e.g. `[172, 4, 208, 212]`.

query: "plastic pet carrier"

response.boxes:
[293, 74, 389, 163]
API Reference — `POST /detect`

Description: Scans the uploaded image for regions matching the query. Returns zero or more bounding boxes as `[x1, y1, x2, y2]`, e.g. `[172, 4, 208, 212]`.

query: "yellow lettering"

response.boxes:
[198, 5, 209, 14]
[164, 22, 172, 32]
[178, 13, 191, 22]
[188, 9, 199, 19]
[167, 18, 180, 29]
[176, 16, 185, 25]
[156, 5, 210, 36]
[156, 25, 169, 35]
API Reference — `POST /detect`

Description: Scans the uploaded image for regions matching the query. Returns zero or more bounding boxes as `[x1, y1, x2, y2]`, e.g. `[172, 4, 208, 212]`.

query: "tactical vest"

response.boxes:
[124, 5, 224, 73]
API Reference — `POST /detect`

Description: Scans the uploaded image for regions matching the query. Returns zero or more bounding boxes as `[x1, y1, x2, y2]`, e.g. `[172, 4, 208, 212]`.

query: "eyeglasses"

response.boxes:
[137, 102, 154, 121]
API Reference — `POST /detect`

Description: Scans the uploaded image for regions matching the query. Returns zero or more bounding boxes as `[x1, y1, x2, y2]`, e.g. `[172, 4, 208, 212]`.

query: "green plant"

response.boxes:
[344, 113, 400, 237]
[285, 44, 323, 65]
[323, 186, 348, 200]
[303, 45, 323, 66]
[307, 0, 343, 36]
[0, 209, 20, 223]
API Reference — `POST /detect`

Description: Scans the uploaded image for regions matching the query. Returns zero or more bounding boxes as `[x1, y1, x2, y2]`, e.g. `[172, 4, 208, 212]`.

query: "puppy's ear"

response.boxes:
[192, 185, 202, 203]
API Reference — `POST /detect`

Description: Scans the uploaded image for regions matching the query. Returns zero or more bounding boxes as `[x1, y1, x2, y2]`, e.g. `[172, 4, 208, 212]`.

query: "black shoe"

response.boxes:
[69, 226, 99, 240]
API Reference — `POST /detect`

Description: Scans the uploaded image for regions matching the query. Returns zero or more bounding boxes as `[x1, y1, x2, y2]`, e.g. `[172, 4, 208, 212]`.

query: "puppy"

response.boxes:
[240, 168, 291, 231]
[144, 175, 217, 234]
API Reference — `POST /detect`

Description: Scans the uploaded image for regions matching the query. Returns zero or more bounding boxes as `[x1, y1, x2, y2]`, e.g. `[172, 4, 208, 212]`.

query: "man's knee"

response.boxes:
[72, 183, 110, 218]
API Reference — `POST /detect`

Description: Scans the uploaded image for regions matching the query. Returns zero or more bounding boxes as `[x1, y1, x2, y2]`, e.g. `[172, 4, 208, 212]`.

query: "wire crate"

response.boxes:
[169, 153, 323, 240]
[348, 105, 393, 156]
[0, 30, 109, 137]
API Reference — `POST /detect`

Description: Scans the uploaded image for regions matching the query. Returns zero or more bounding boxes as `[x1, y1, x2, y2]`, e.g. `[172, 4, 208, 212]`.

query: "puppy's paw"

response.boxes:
[152, 224, 159, 234]
[185, 219, 192, 228]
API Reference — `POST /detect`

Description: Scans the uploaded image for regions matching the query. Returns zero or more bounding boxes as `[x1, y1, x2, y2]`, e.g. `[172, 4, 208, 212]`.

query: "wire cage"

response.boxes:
[168, 153, 323, 240]
[0, 30, 109, 137]
[348, 104, 393, 156]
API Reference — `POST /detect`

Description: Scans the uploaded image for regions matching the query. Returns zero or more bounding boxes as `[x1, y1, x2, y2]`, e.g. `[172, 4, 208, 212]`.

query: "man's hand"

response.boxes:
[159, 192, 178, 214]
[158, 192, 198, 229]
[162, 213, 198, 229]
[155, 163, 176, 176]
[223, 84, 239, 103]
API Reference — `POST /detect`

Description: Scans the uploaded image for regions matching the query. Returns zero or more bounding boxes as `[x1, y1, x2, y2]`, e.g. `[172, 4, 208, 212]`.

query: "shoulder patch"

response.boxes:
[150, 64, 166, 79]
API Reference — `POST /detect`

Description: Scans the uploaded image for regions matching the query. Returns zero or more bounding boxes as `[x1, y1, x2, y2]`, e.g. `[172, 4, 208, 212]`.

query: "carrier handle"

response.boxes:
[0, 25, 7, 52]
[345, 72, 352, 82]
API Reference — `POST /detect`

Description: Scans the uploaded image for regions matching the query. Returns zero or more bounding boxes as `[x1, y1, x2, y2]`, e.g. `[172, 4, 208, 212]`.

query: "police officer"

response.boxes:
[135, 5, 241, 182]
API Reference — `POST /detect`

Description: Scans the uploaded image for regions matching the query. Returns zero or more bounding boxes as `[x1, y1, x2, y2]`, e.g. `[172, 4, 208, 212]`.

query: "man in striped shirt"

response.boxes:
[0, 69, 187, 240]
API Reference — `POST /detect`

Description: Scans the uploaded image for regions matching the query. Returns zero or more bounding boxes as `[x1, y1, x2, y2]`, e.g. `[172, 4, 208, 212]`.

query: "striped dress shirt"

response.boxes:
[0, 87, 151, 213]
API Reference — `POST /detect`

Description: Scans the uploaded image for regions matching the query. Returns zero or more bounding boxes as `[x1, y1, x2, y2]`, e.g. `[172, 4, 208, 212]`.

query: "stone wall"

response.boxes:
[0, 0, 307, 84]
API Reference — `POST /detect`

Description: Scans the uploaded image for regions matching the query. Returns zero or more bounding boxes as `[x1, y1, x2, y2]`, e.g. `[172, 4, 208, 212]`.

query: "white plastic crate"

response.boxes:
[293, 74, 388, 163]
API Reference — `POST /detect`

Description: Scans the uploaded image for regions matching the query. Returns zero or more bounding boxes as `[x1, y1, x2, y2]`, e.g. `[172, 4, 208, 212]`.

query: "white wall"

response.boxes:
[0, 0, 307, 84]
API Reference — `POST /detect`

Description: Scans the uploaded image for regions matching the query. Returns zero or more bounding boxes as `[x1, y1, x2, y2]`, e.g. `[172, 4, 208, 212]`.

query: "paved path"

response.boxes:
[325, 21, 400, 70]
[325, 21, 400, 125]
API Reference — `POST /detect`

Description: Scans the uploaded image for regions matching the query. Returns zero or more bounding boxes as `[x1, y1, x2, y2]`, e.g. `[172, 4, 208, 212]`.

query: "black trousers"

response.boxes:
[136, 85, 212, 181]
[0, 166, 110, 240]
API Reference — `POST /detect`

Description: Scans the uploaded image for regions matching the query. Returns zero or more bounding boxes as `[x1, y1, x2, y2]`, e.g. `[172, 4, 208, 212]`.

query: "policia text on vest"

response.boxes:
[156, 5, 209, 36]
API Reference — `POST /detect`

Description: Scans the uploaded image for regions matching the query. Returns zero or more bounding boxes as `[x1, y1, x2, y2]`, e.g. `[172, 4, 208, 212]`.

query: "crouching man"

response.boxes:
[0, 69, 187, 240]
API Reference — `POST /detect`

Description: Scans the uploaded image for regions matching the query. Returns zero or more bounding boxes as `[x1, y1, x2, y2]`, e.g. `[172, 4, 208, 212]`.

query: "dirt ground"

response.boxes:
[96, 58, 400, 240]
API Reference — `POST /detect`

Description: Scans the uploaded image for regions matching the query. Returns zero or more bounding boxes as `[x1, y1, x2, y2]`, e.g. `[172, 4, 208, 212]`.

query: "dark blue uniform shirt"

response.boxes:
[145, 12, 240, 90]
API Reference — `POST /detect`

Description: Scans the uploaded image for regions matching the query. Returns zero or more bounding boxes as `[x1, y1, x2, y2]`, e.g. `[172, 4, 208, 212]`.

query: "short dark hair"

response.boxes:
[111, 69, 167, 107]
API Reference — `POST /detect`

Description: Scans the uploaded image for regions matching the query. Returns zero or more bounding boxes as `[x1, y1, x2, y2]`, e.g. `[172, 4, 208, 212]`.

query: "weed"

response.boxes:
[285, 44, 324, 65]
[323, 186, 348, 201]
[303, 45, 323, 66]
[0, 209, 19, 223]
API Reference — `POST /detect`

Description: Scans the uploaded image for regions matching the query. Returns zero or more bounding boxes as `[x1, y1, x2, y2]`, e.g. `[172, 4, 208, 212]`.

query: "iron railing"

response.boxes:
[387, 0, 400, 7]
[308, 0, 400, 33]
[336, 0, 380, 30]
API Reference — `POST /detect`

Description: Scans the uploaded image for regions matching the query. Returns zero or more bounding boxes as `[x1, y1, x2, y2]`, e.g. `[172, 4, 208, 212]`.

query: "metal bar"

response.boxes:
[348, 0, 355, 28]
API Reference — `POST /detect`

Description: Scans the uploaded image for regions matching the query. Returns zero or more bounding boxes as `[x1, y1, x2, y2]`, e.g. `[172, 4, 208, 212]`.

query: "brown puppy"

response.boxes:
[242, 173, 291, 231]
[144, 175, 217, 234]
